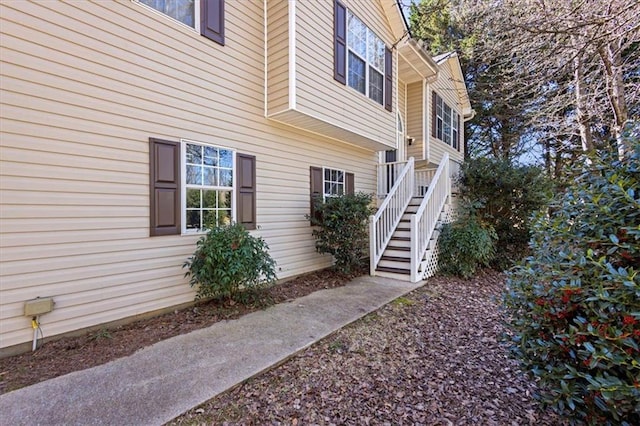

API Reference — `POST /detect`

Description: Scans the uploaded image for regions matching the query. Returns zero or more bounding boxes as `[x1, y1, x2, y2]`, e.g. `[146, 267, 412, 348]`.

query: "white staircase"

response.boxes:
[369, 154, 453, 283]
[375, 197, 445, 280]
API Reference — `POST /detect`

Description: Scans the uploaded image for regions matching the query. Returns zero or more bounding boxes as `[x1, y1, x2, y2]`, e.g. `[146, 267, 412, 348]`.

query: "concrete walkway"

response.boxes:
[0, 275, 424, 426]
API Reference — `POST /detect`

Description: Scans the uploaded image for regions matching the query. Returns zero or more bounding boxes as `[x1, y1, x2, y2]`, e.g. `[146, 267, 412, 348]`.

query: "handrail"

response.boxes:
[377, 161, 408, 197]
[410, 153, 450, 282]
[370, 157, 415, 275]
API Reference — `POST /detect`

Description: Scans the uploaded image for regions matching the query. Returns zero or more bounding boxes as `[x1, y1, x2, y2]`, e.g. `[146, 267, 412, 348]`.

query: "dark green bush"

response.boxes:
[308, 192, 374, 275]
[503, 131, 640, 424]
[183, 223, 277, 302]
[438, 215, 497, 278]
[458, 157, 552, 269]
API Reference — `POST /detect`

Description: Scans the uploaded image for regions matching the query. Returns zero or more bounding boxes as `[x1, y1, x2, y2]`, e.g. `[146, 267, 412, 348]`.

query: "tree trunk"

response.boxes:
[572, 36, 595, 153]
[598, 41, 629, 156]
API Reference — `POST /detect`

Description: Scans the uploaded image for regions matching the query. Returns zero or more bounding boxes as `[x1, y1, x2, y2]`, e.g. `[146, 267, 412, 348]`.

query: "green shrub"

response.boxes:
[438, 215, 497, 278]
[458, 157, 552, 269]
[183, 223, 277, 302]
[503, 131, 639, 424]
[308, 192, 374, 275]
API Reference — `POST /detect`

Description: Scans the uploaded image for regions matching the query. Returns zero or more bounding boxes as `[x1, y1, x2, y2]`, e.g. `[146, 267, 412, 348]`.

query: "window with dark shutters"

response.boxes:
[150, 138, 258, 235]
[384, 47, 393, 111]
[334, 0, 347, 84]
[201, 0, 225, 46]
[309, 166, 355, 225]
[149, 138, 181, 236]
[236, 153, 257, 230]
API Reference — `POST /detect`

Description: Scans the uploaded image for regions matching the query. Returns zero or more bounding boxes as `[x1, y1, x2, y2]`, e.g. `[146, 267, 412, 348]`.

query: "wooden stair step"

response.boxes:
[375, 266, 410, 275]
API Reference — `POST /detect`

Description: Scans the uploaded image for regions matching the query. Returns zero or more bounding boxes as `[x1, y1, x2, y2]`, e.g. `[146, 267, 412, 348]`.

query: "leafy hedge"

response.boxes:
[308, 193, 374, 275]
[183, 223, 277, 303]
[458, 158, 551, 269]
[438, 215, 496, 278]
[503, 130, 640, 425]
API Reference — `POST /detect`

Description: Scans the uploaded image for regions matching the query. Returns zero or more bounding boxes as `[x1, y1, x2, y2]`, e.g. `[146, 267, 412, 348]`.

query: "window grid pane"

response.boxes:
[369, 68, 383, 105]
[184, 143, 234, 232]
[347, 10, 385, 104]
[139, 0, 195, 27]
[323, 168, 346, 198]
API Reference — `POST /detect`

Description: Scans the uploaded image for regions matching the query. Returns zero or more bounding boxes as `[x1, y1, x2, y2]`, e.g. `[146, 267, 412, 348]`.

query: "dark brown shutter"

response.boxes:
[431, 91, 437, 138]
[384, 47, 393, 111]
[236, 153, 256, 230]
[334, 0, 346, 84]
[345, 172, 355, 195]
[149, 138, 180, 236]
[310, 166, 323, 223]
[201, 0, 225, 46]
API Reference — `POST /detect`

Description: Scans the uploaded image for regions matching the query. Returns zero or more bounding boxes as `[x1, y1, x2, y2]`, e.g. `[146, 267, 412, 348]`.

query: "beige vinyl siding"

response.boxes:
[427, 61, 465, 165]
[0, 0, 377, 350]
[293, 0, 395, 148]
[406, 81, 423, 160]
[266, 0, 290, 115]
[398, 79, 406, 131]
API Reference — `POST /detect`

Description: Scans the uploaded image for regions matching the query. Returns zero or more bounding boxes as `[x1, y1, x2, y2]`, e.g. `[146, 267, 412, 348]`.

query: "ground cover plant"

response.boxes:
[504, 131, 640, 425]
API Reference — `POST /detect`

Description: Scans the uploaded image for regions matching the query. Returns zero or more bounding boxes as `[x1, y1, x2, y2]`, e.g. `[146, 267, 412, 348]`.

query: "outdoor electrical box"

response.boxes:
[24, 297, 54, 316]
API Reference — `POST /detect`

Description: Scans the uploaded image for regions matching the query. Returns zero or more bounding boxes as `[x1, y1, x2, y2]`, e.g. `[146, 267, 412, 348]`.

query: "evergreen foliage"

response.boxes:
[504, 132, 640, 424]
[308, 193, 374, 275]
[183, 223, 277, 303]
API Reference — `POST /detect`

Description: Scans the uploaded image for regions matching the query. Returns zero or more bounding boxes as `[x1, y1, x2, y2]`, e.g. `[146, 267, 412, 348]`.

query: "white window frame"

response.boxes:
[436, 95, 460, 149]
[322, 167, 346, 200]
[346, 11, 385, 105]
[133, 0, 201, 32]
[180, 139, 236, 234]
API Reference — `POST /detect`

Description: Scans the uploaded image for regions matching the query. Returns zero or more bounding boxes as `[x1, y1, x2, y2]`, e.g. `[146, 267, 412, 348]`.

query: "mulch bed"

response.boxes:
[0, 268, 356, 395]
[169, 270, 567, 425]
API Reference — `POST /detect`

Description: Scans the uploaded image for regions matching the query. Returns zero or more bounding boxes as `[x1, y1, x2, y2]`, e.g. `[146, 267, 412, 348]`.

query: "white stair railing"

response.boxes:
[370, 157, 415, 275]
[376, 161, 407, 198]
[414, 168, 436, 196]
[410, 153, 450, 282]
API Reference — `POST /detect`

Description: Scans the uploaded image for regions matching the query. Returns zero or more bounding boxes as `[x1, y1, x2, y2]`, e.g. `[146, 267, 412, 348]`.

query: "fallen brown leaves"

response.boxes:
[170, 270, 567, 425]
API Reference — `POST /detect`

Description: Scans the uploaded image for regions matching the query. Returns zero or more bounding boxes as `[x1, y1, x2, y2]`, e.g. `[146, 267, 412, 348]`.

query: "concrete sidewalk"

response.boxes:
[0, 275, 424, 426]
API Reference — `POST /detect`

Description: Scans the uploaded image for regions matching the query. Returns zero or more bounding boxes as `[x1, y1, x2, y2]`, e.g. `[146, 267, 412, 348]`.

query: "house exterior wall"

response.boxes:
[266, 0, 290, 115]
[0, 0, 379, 351]
[427, 63, 465, 165]
[265, 0, 396, 151]
[406, 81, 423, 160]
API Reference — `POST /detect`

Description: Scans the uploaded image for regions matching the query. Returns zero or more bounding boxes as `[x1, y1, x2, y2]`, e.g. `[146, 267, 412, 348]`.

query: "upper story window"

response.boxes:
[183, 141, 234, 232]
[434, 92, 461, 150]
[139, 0, 196, 27]
[333, 1, 392, 111]
[135, 0, 225, 45]
[347, 12, 385, 105]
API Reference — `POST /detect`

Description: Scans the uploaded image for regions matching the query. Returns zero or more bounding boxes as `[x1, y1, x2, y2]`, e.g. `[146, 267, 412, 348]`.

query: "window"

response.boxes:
[309, 166, 354, 224]
[334, 1, 392, 111]
[323, 168, 345, 199]
[347, 11, 385, 105]
[139, 0, 197, 28]
[136, 0, 225, 45]
[183, 141, 234, 232]
[149, 138, 256, 236]
[433, 92, 461, 149]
